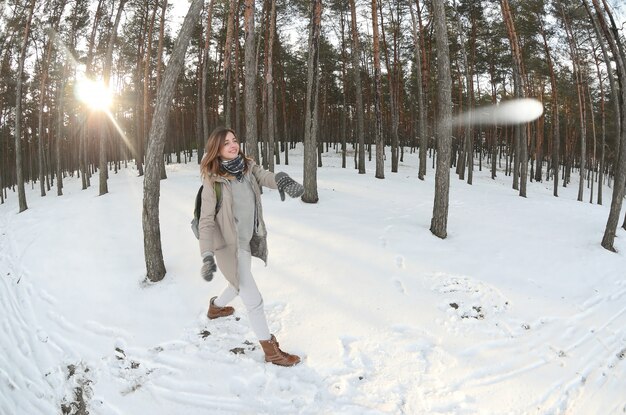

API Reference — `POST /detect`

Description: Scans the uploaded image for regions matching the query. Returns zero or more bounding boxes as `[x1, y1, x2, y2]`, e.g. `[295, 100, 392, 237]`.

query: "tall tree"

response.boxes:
[265, 0, 277, 172]
[100, 0, 128, 196]
[537, 9, 560, 197]
[409, 0, 427, 180]
[143, 0, 203, 282]
[591, 0, 626, 251]
[557, 0, 587, 203]
[38, 3, 66, 198]
[302, 0, 322, 203]
[372, 0, 384, 179]
[378, 0, 400, 173]
[244, 0, 259, 162]
[223, 0, 237, 128]
[201, 0, 216, 162]
[349, 0, 366, 174]
[500, 0, 528, 197]
[583, 0, 619, 206]
[14, 0, 37, 212]
[430, 0, 453, 238]
[452, 0, 474, 184]
[155, 0, 168, 89]
[142, 1, 158, 179]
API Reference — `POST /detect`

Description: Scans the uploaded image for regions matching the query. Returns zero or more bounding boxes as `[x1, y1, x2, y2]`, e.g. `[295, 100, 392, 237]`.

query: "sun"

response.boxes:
[75, 78, 113, 111]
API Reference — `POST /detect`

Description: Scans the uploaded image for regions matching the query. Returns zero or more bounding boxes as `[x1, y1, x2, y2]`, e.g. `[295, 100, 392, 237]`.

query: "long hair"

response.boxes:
[200, 127, 252, 179]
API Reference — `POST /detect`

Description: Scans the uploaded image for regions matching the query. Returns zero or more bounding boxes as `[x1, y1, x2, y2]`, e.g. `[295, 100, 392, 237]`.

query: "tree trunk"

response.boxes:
[133, 4, 147, 176]
[591, 0, 626, 250]
[99, 0, 127, 196]
[244, 0, 259, 162]
[501, 0, 527, 197]
[409, 1, 427, 180]
[223, 0, 237, 128]
[143, 0, 203, 282]
[538, 12, 560, 197]
[378, 0, 399, 174]
[302, 0, 322, 204]
[584, 0, 618, 206]
[204, 0, 214, 145]
[14, 0, 36, 212]
[339, 4, 348, 169]
[372, 0, 384, 179]
[557, 0, 586, 202]
[265, 0, 276, 172]
[430, 0, 453, 239]
[38, 29, 58, 198]
[56, 71, 66, 196]
[155, 0, 168, 90]
[349, 0, 366, 174]
[452, 0, 474, 185]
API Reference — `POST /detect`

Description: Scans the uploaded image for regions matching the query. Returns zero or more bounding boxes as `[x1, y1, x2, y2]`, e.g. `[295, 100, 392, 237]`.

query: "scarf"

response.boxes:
[221, 155, 245, 182]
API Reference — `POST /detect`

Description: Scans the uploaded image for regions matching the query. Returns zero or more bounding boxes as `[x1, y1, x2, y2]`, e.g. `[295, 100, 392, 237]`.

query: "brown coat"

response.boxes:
[198, 161, 278, 290]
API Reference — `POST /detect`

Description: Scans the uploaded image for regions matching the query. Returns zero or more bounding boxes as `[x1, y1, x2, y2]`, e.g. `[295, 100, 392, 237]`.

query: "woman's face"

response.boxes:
[219, 132, 240, 161]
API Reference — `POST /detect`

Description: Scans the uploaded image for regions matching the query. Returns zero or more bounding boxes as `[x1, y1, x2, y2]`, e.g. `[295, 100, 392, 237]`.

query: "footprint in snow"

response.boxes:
[379, 236, 388, 248]
[393, 278, 407, 295]
[395, 255, 405, 269]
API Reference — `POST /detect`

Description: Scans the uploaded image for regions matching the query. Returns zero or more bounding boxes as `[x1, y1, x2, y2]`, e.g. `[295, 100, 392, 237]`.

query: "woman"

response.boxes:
[198, 126, 304, 367]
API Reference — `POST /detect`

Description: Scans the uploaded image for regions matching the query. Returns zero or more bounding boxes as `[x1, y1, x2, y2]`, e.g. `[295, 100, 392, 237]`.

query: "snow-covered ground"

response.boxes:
[1, 145, 625, 414]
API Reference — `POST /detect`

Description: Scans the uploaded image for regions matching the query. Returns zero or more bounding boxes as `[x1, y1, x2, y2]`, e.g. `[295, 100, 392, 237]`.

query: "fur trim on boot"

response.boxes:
[207, 296, 235, 319]
[259, 335, 301, 367]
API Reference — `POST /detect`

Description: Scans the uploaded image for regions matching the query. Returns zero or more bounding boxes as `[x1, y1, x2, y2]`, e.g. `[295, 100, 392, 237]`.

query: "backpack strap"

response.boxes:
[213, 181, 222, 213]
[193, 185, 203, 221]
[194, 182, 222, 224]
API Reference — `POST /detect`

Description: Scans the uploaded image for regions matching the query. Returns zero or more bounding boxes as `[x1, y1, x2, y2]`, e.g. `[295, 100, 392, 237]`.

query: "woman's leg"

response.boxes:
[236, 250, 271, 341]
[214, 284, 238, 307]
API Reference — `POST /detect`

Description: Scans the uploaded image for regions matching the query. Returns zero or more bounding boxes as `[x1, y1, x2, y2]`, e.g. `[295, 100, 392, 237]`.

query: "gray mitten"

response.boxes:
[275, 172, 304, 201]
[201, 254, 217, 281]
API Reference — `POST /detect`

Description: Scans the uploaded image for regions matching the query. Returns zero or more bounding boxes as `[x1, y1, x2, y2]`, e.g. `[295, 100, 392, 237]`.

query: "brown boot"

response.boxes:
[207, 296, 234, 320]
[259, 335, 301, 367]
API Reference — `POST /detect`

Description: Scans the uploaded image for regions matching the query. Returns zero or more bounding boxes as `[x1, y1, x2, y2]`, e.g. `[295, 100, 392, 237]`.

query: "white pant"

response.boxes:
[213, 250, 271, 341]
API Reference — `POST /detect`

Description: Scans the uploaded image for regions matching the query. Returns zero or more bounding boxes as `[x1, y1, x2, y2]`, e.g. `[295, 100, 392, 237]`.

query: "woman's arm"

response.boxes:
[198, 177, 218, 256]
[250, 163, 278, 189]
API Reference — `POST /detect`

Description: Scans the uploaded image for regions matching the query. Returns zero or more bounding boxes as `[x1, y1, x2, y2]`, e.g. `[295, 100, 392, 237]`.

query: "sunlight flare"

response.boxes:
[74, 79, 113, 111]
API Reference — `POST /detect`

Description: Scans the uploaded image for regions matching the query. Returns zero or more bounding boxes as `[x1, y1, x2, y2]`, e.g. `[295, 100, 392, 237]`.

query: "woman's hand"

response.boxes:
[275, 172, 304, 201]
[201, 254, 217, 281]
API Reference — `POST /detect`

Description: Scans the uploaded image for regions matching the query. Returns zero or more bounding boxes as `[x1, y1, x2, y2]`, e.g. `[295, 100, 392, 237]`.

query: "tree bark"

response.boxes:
[430, 0, 453, 239]
[378, 0, 399, 173]
[143, 0, 203, 282]
[155, 0, 168, 90]
[583, 0, 618, 206]
[302, 0, 322, 204]
[265, 0, 276, 172]
[339, 4, 348, 169]
[557, 0, 586, 202]
[201, 0, 216, 161]
[244, 0, 259, 162]
[500, 0, 527, 197]
[56, 69, 66, 196]
[99, 0, 127, 196]
[223, 0, 237, 128]
[349, 0, 366, 174]
[372, 0, 384, 179]
[38, 30, 56, 197]
[14, 0, 36, 212]
[538, 12, 560, 197]
[409, 1, 427, 180]
[590, 0, 626, 250]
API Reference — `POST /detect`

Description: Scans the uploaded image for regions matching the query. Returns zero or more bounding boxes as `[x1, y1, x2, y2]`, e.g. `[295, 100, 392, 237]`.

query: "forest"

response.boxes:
[0, 0, 625, 278]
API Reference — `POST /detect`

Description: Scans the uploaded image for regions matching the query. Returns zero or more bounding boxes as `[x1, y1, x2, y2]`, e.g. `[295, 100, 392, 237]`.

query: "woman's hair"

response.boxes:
[200, 126, 251, 179]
